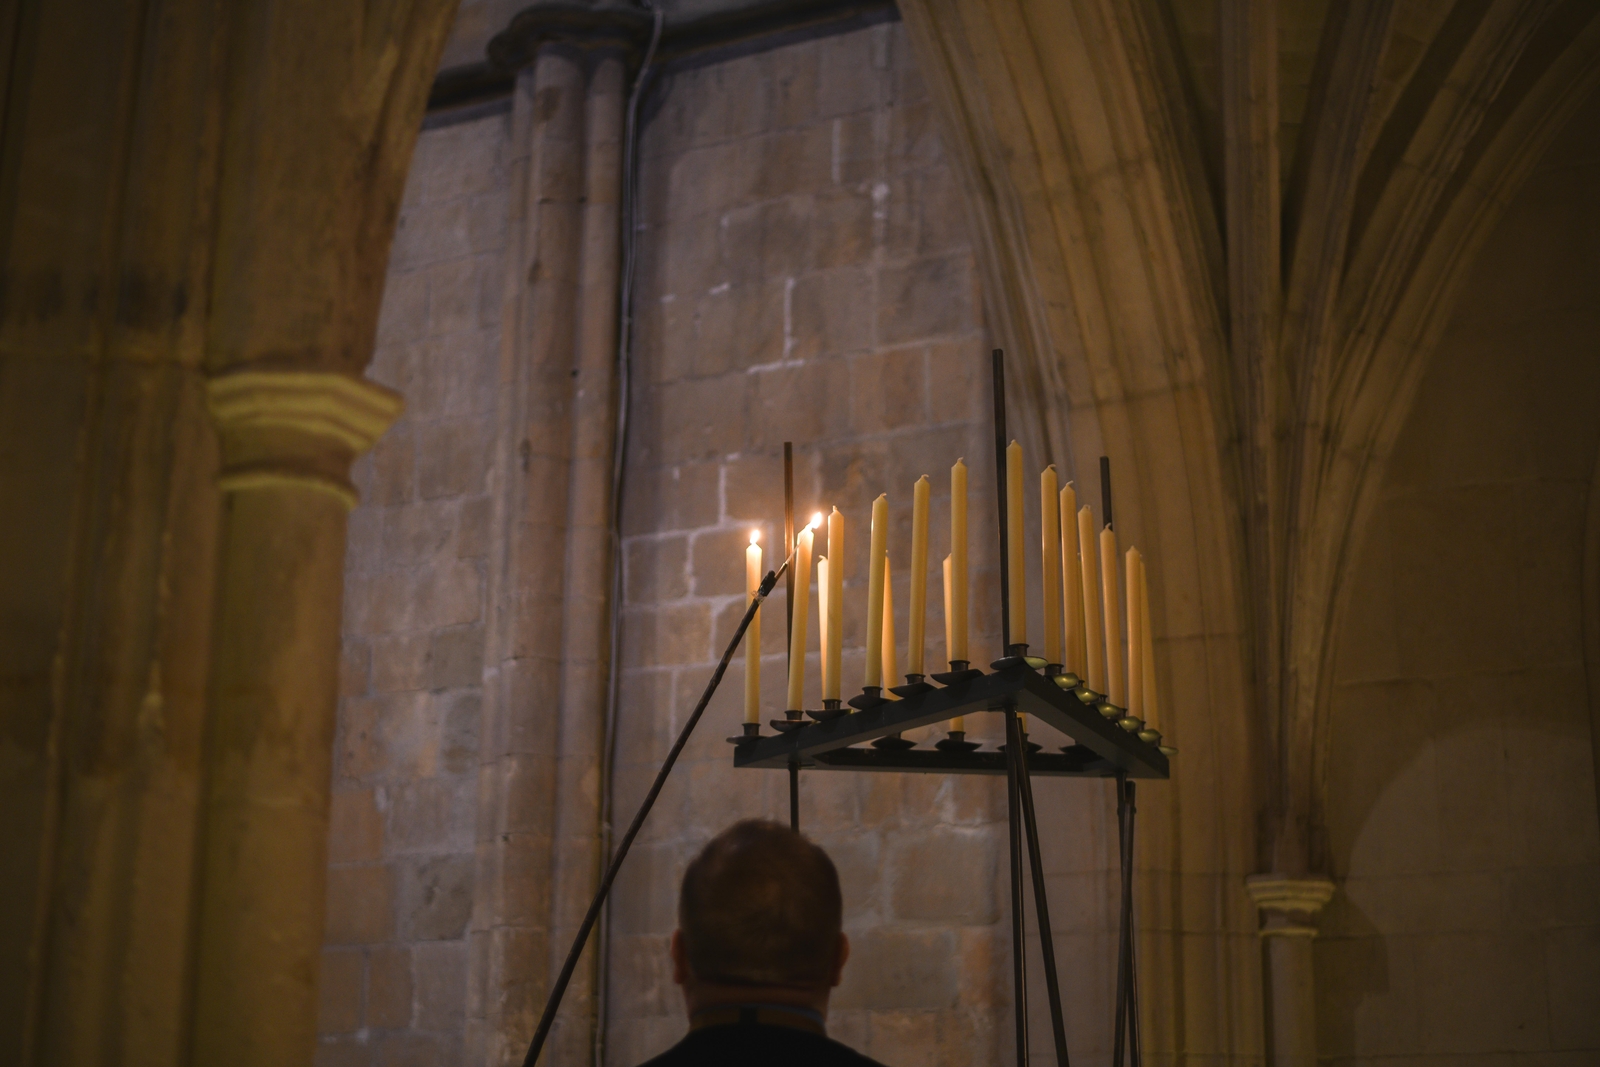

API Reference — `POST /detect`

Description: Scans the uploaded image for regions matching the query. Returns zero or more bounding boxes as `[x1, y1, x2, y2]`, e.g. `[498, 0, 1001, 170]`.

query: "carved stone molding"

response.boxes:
[205, 369, 403, 508]
[487, 0, 656, 72]
[1246, 873, 1336, 937]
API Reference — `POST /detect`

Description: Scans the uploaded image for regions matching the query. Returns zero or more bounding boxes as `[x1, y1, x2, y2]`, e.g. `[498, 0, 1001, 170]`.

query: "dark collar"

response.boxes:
[690, 1003, 826, 1036]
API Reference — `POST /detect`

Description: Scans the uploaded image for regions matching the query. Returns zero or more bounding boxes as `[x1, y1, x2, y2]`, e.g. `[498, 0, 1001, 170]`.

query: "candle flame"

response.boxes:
[749, 529, 760, 545]
[808, 512, 823, 529]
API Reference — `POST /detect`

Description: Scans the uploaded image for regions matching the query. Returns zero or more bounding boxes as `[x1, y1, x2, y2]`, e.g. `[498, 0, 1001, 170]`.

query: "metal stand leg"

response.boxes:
[788, 758, 799, 831]
[1113, 776, 1140, 1067]
[1004, 709, 1030, 1067]
[1009, 711, 1070, 1066]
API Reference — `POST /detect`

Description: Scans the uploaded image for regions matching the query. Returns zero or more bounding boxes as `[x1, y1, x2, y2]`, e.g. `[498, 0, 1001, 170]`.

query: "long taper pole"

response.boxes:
[521, 561, 788, 1066]
[993, 350, 1011, 652]
[1013, 715, 1071, 1065]
[1004, 709, 1030, 1066]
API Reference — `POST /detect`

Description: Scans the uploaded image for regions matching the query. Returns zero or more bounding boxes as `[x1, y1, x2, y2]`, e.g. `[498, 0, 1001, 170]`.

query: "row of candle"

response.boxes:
[742, 444, 1161, 735]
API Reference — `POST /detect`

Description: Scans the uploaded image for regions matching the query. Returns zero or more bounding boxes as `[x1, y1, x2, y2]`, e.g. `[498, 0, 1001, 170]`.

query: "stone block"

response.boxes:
[339, 695, 391, 779]
[370, 1032, 447, 1067]
[663, 141, 754, 222]
[689, 527, 758, 597]
[834, 112, 882, 185]
[718, 198, 814, 284]
[325, 864, 393, 945]
[1415, 931, 1547, 1053]
[457, 495, 491, 559]
[340, 639, 371, 698]
[815, 24, 889, 119]
[767, 40, 819, 128]
[888, 826, 998, 923]
[834, 927, 958, 1010]
[622, 601, 713, 669]
[438, 689, 481, 776]
[791, 268, 875, 361]
[388, 777, 474, 853]
[415, 113, 507, 202]
[367, 943, 413, 1029]
[428, 624, 484, 689]
[318, 948, 363, 1034]
[329, 788, 384, 864]
[625, 535, 689, 604]
[865, 1010, 944, 1067]
[313, 1036, 372, 1067]
[412, 940, 468, 1030]
[1546, 924, 1600, 1049]
[877, 255, 975, 344]
[847, 346, 928, 431]
[397, 853, 474, 941]
[371, 631, 432, 693]
[747, 359, 849, 452]
[812, 188, 877, 267]
[691, 280, 785, 373]
[377, 270, 428, 349]
[751, 124, 834, 201]
[367, 422, 416, 506]
[416, 417, 491, 500]
[657, 376, 747, 464]
[411, 558, 483, 630]
[926, 337, 986, 425]
[888, 100, 943, 172]
[425, 254, 499, 337]
[623, 462, 720, 536]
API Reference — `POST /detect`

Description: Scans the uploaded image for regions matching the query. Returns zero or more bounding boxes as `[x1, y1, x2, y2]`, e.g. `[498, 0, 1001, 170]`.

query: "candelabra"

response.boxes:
[523, 351, 1165, 1067]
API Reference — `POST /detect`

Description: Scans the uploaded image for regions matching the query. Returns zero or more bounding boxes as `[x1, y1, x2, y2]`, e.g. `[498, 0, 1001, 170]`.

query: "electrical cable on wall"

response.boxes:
[594, 4, 664, 1065]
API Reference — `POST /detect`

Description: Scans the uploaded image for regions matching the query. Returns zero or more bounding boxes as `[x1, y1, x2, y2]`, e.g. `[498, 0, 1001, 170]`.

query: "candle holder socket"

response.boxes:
[932, 660, 983, 685]
[871, 732, 917, 751]
[770, 711, 807, 733]
[1158, 745, 1178, 757]
[1097, 700, 1121, 719]
[726, 722, 763, 745]
[847, 686, 888, 711]
[808, 698, 847, 722]
[1052, 671, 1082, 691]
[1137, 728, 1161, 746]
[1024, 656, 1049, 670]
[991, 644, 1029, 671]
[999, 735, 1044, 755]
[890, 675, 936, 698]
[935, 730, 980, 753]
[1118, 715, 1143, 733]
[1075, 685, 1101, 704]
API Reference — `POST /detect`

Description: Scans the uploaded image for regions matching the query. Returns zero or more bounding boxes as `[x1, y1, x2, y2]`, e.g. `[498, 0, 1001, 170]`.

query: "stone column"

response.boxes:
[190, 371, 402, 1066]
[1246, 874, 1336, 1067]
[469, 20, 639, 1063]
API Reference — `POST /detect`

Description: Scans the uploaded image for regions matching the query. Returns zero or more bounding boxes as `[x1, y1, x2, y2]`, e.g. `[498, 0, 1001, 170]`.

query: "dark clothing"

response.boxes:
[638, 1009, 886, 1066]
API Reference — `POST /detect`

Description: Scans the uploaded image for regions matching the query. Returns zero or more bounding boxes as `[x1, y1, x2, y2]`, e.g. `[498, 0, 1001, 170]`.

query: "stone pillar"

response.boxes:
[190, 371, 402, 1066]
[1246, 874, 1335, 1067]
[469, 24, 638, 1064]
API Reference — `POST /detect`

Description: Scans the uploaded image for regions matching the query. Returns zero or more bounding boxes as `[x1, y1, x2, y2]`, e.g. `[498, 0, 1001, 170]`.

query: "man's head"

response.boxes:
[671, 819, 849, 1013]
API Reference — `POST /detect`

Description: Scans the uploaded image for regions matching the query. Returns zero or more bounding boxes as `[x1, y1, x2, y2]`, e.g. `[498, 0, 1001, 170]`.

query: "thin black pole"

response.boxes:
[993, 350, 1011, 651]
[1013, 717, 1071, 1066]
[1100, 456, 1113, 531]
[521, 563, 786, 1067]
[1112, 775, 1133, 1067]
[1124, 781, 1141, 1067]
[788, 759, 799, 831]
[1004, 708, 1030, 1067]
[784, 442, 795, 650]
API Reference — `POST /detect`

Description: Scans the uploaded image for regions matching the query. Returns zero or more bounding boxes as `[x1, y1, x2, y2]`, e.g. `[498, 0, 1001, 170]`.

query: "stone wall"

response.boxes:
[318, 109, 509, 1067]
[1316, 93, 1600, 1065]
[603, 20, 1023, 1065]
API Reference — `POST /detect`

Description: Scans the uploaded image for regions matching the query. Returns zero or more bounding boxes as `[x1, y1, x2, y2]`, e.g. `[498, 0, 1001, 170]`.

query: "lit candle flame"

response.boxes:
[809, 511, 823, 529]
[750, 529, 760, 545]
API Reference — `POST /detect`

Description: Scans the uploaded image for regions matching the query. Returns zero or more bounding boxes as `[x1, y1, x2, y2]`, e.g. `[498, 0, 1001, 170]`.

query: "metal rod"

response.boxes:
[1112, 774, 1133, 1067]
[1100, 456, 1113, 531]
[1013, 715, 1071, 1066]
[784, 442, 795, 655]
[1124, 781, 1141, 1067]
[993, 349, 1011, 650]
[522, 562, 787, 1067]
[788, 758, 799, 831]
[1004, 707, 1030, 1066]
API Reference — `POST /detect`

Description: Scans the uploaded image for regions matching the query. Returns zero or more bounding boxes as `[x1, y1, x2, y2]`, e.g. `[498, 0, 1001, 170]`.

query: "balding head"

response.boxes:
[676, 819, 843, 988]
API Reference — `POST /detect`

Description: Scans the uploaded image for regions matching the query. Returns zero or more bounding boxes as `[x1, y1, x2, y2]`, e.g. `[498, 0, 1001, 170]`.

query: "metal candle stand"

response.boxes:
[521, 351, 1166, 1067]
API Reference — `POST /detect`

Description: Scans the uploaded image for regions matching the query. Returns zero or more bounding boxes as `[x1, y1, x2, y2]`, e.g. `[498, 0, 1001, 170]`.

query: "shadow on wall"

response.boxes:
[1314, 90, 1600, 1063]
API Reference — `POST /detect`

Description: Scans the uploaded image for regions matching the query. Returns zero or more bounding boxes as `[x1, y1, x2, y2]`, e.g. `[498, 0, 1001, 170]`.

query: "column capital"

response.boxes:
[206, 369, 403, 508]
[488, 1, 655, 74]
[1246, 873, 1336, 938]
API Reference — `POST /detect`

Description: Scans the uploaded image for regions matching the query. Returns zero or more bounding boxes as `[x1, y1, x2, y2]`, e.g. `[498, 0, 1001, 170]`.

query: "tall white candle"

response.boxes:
[1006, 441, 1026, 645]
[1041, 465, 1062, 665]
[826, 507, 843, 702]
[1101, 524, 1124, 707]
[786, 525, 813, 711]
[909, 475, 929, 676]
[1140, 554, 1158, 730]
[1060, 483, 1084, 679]
[951, 459, 968, 662]
[883, 556, 899, 698]
[865, 493, 889, 688]
[1078, 505, 1106, 694]
[1125, 547, 1143, 719]
[745, 531, 762, 723]
[816, 555, 830, 702]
